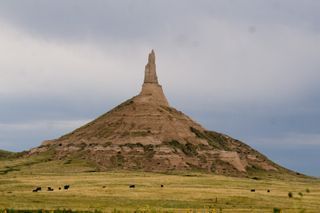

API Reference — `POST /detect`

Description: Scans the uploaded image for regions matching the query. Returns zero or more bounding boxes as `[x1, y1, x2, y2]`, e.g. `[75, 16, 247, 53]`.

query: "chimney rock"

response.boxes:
[144, 50, 159, 84]
[139, 50, 169, 106]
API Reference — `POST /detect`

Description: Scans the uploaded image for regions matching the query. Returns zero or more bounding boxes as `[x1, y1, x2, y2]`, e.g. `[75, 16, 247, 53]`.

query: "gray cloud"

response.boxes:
[0, 0, 319, 176]
[0, 119, 89, 151]
[0, 1, 319, 38]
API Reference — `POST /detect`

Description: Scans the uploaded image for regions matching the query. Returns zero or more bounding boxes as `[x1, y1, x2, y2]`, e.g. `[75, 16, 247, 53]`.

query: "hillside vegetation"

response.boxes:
[0, 149, 15, 159]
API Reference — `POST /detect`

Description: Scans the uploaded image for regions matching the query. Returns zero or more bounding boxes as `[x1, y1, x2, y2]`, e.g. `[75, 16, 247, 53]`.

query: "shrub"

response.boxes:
[190, 127, 227, 150]
[288, 192, 293, 198]
[63, 159, 72, 164]
[122, 143, 143, 149]
[273, 208, 281, 213]
[166, 140, 198, 156]
[110, 154, 125, 167]
[167, 140, 180, 148]
[298, 192, 303, 197]
[190, 127, 206, 139]
[143, 145, 155, 158]
[183, 143, 198, 156]
[306, 188, 310, 193]
[131, 131, 150, 137]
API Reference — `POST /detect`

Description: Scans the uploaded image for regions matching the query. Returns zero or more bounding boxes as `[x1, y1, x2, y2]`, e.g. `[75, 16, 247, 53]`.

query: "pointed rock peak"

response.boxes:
[144, 49, 158, 84]
[139, 50, 169, 106]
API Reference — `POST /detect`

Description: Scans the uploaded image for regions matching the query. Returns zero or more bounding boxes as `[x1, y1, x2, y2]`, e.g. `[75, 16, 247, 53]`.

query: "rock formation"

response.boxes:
[30, 50, 290, 177]
[144, 50, 158, 84]
[138, 50, 169, 106]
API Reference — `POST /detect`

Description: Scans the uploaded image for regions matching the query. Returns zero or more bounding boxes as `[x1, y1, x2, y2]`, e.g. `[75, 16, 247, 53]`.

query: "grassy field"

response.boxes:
[0, 153, 319, 212]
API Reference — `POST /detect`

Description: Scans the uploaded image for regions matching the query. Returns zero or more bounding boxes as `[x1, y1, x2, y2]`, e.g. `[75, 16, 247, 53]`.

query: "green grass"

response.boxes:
[0, 154, 319, 212]
[0, 210, 100, 213]
[189, 127, 228, 150]
[0, 150, 15, 159]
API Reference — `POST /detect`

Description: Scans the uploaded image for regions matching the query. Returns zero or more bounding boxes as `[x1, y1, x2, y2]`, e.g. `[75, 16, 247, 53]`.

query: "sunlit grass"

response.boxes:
[0, 155, 319, 212]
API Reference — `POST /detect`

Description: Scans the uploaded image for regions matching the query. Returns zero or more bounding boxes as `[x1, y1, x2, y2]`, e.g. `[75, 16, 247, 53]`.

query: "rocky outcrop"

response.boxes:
[139, 50, 169, 106]
[30, 50, 287, 177]
[144, 50, 158, 84]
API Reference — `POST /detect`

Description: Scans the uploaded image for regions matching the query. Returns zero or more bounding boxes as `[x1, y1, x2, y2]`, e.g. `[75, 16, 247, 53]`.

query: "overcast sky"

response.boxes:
[0, 0, 319, 176]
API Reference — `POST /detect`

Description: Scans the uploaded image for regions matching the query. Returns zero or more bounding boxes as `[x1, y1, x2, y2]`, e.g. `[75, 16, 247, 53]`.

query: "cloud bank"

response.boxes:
[0, 0, 319, 176]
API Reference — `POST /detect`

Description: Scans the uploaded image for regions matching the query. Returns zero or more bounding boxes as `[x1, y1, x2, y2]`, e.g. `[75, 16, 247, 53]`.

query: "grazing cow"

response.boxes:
[59, 187, 61, 190]
[129, 185, 135, 188]
[47, 187, 54, 191]
[267, 189, 270, 193]
[64, 185, 70, 190]
[32, 187, 41, 192]
[251, 189, 255, 192]
[161, 185, 164, 188]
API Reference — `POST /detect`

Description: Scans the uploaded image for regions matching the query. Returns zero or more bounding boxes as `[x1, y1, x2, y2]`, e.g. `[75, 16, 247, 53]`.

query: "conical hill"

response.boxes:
[30, 50, 289, 177]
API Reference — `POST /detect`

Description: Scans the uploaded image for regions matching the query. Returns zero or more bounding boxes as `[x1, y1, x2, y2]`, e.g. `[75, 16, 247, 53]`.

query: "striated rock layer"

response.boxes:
[31, 50, 286, 176]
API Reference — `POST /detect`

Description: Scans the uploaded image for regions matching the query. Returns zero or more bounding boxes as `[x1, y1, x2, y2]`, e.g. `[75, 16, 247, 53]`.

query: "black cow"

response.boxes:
[129, 185, 135, 188]
[251, 189, 255, 192]
[161, 185, 164, 188]
[267, 189, 270, 193]
[64, 185, 70, 190]
[32, 187, 41, 192]
[47, 187, 54, 191]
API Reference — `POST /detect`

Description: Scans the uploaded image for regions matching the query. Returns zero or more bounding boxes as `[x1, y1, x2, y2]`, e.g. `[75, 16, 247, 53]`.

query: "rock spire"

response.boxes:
[139, 50, 169, 106]
[144, 50, 158, 84]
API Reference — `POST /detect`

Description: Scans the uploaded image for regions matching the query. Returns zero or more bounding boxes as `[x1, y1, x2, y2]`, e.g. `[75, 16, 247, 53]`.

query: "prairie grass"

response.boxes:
[0, 155, 319, 212]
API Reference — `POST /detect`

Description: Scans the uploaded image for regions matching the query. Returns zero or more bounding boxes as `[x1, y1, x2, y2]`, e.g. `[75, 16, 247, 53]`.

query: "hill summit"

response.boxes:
[30, 50, 285, 176]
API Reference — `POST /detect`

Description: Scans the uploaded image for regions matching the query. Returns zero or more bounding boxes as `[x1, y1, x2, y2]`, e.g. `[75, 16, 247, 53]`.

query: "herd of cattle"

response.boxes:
[251, 189, 271, 193]
[33, 184, 268, 193]
[32, 184, 164, 192]
[32, 185, 70, 192]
